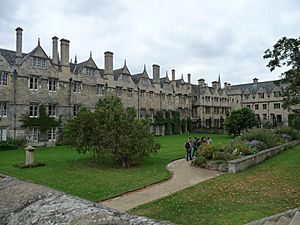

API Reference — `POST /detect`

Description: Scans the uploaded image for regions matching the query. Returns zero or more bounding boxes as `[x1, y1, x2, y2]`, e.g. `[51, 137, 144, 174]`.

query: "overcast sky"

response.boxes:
[0, 0, 299, 86]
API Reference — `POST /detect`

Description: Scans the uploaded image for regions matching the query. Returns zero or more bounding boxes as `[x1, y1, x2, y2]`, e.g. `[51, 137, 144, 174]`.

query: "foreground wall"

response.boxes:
[0, 174, 175, 225]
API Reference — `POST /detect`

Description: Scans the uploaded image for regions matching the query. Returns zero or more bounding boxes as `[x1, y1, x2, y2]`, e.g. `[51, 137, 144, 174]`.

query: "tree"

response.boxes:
[224, 107, 258, 136]
[263, 37, 300, 109]
[64, 96, 160, 168]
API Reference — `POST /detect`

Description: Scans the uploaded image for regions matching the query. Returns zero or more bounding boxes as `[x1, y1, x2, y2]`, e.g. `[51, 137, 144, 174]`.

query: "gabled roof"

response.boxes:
[113, 65, 131, 81]
[131, 73, 143, 83]
[230, 80, 279, 95]
[0, 48, 26, 65]
[19, 44, 51, 65]
[70, 57, 100, 75]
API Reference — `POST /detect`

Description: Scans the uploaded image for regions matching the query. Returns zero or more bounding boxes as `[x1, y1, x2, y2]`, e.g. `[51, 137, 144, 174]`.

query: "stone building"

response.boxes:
[0, 27, 292, 143]
[0, 27, 192, 143]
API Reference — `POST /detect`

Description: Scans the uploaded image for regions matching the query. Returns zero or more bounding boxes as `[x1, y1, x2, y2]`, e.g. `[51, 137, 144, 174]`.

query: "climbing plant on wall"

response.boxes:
[20, 104, 61, 132]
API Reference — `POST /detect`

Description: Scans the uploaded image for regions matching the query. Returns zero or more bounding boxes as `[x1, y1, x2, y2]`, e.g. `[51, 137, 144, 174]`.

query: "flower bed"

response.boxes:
[192, 128, 300, 172]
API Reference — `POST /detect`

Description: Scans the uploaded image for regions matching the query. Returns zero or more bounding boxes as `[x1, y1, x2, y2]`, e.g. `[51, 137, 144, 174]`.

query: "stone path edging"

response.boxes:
[101, 158, 222, 211]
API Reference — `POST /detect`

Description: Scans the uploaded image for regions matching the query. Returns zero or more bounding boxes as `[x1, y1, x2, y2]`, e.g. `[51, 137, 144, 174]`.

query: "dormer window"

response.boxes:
[258, 93, 265, 99]
[86, 67, 96, 76]
[141, 78, 148, 85]
[273, 91, 281, 98]
[32, 57, 46, 69]
[122, 74, 129, 82]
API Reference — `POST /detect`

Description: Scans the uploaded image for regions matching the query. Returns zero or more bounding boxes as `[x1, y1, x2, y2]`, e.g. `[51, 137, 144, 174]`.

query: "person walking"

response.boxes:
[185, 137, 192, 161]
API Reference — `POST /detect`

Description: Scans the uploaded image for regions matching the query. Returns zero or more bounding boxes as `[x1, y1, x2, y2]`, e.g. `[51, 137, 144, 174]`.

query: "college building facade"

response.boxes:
[0, 27, 291, 143]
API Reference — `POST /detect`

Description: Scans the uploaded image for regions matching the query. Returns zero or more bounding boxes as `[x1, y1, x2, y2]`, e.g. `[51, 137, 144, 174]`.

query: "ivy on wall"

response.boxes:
[154, 110, 190, 135]
[20, 104, 61, 132]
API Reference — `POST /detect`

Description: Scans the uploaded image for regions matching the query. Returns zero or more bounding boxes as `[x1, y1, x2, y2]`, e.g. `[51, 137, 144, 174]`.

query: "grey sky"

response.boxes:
[0, 0, 299, 85]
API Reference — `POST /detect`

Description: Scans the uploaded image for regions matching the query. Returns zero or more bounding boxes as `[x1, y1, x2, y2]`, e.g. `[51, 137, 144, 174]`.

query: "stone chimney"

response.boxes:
[187, 73, 191, 84]
[224, 82, 228, 90]
[253, 78, 258, 84]
[212, 81, 219, 89]
[104, 51, 113, 76]
[60, 39, 70, 66]
[198, 78, 205, 88]
[227, 83, 231, 90]
[15, 27, 23, 60]
[52, 36, 59, 65]
[152, 64, 160, 83]
[172, 69, 175, 81]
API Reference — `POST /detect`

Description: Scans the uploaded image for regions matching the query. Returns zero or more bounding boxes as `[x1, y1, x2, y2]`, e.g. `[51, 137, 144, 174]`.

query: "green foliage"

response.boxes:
[187, 117, 192, 132]
[64, 96, 160, 168]
[291, 116, 300, 131]
[274, 127, 299, 140]
[224, 107, 258, 136]
[191, 155, 206, 167]
[197, 144, 217, 159]
[264, 37, 300, 109]
[239, 129, 276, 148]
[20, 104, 61, 132]
[172, 111, 181, 134]
[226, 139, 253, 156]
[181, 119, 186, 133]
[154, 110, 183, 135]
[13, 160, 45, 168]
[0, 138, 26, 151]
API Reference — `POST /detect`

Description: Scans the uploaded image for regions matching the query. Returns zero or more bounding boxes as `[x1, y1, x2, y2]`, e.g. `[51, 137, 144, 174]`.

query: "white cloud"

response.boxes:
[0, 0, 299, 85]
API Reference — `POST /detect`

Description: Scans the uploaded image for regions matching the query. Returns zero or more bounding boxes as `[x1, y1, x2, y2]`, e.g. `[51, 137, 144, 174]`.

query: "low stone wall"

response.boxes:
[244, 207, 300, 225]
[228, 140, 300, 173]
[0, 175, 176, 225]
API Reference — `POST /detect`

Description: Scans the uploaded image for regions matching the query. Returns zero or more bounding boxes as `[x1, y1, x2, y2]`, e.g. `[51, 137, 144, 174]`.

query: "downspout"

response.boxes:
[13, 69, 17, 140]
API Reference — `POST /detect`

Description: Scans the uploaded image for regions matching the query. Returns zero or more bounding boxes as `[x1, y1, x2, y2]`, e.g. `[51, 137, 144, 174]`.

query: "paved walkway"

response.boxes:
[101, 158, 222, 211]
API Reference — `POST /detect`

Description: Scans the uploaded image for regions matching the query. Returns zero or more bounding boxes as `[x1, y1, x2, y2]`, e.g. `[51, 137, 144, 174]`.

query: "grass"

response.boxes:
[0, 134, 232, 202]
[130, 145, 300, 225]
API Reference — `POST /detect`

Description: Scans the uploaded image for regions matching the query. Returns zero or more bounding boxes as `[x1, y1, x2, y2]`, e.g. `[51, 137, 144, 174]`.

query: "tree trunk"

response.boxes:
[121, 158, 129, 168]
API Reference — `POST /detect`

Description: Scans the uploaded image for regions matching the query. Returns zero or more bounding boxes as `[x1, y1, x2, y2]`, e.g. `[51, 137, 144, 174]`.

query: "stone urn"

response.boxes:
[25, 145, 36, 166]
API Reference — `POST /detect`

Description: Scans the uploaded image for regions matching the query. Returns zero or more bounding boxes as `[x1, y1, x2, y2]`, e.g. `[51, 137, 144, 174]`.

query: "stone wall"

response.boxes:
[0, 174, 176, 225]
[228, 140, 300, 173]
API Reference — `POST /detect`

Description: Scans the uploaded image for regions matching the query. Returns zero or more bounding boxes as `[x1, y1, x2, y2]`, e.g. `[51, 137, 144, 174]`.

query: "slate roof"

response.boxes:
[0, 48, 27, 65]
[230, 80, 279, 95]
[131, 73, 143, 83]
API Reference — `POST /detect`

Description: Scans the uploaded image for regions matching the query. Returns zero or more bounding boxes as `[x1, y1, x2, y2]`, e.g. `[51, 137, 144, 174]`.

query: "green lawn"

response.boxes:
[0, 134, 232, 201]
[131, 145, 300, 225]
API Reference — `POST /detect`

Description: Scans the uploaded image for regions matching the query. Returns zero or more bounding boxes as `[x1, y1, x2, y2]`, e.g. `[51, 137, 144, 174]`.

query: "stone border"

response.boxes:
[0, 174, 176, 225]
[228, 140, 300, 173]
[244, 207, 300, 225]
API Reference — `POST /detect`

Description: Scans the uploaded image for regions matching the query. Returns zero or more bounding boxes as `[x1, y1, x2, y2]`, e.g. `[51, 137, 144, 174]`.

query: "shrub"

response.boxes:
[0, 138, 26, 151]
[13, 160, 45, 169]
[197, 144, 217, 159]
[274, 127, 299, 140]
[192, 156, 206, 167]
[212, 151, 232, 161]
[227, 139, 253, 156]
[240, 129, 275, 148]
[245, 139, 268, 151]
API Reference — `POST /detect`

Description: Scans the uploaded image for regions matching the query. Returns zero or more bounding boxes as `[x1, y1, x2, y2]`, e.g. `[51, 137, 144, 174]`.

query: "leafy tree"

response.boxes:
[64, 96, 160, 168]
[263, 37, 300, 109]
[224, 107, 258, 136]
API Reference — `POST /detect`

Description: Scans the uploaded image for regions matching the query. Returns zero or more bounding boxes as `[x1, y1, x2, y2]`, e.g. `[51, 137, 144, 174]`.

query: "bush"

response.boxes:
[13, 160, 45, 169]
[274, 127, 299, 140]
[192, 156, 206, 167]
[0, 138, 26, 151]
[197, 144, 217, 159]
[226, 139, 253, 156]
[240, 129, 275, 148]
[212, 151, 232, 161]
[245, 139, 268, 151]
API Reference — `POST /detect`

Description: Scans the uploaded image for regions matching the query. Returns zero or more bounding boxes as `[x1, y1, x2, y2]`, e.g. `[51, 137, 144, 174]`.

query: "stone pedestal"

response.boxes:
[25, 145, 35, 165]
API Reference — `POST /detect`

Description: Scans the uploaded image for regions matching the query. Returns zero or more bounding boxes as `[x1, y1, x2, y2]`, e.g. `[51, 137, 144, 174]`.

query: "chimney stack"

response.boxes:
[198, 78, 205, 88]
[187, 73, 191, 84]
[152, 64, 160, 83]
[172, 69, 175, 81]
[15, 27, 23, 59]
[60, 39, 70, 66]
[104, 51, 113, 76]
[212, 81, 219, 89]
[52, 36, 59, 65]
[253, 78, 258, 84]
